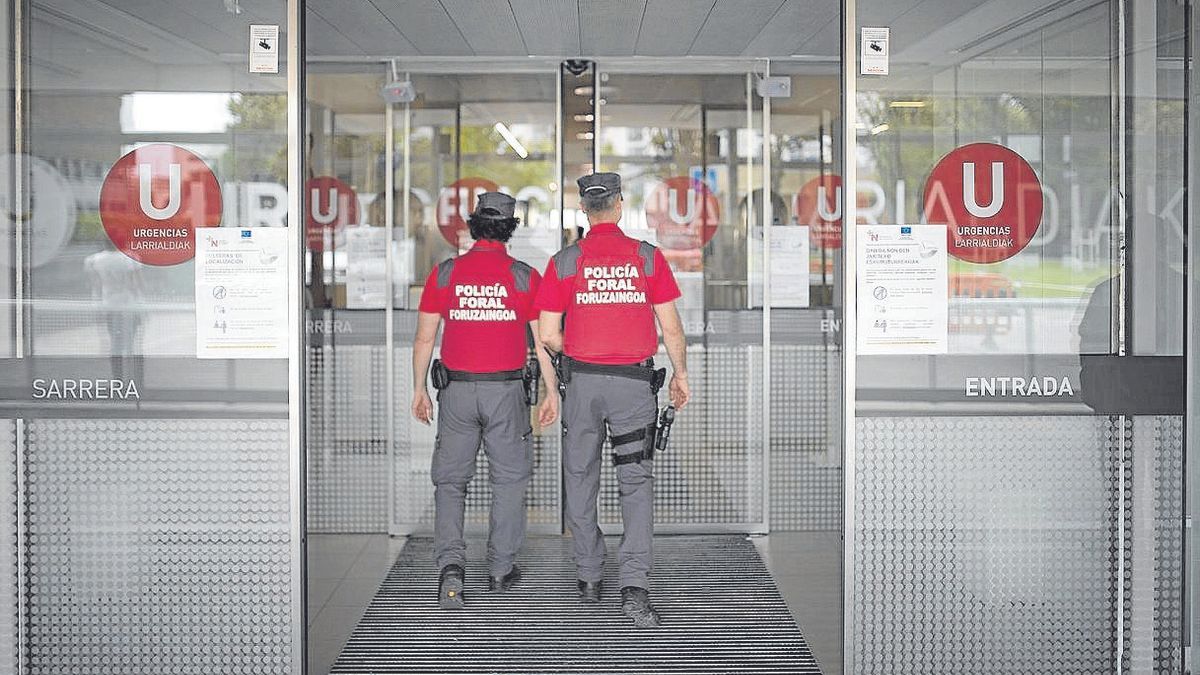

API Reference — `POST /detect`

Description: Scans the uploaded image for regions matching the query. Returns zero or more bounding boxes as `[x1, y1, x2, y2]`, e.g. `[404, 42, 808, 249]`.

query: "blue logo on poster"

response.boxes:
[900, 226, 912, 234]
[241, 230, 252, 238]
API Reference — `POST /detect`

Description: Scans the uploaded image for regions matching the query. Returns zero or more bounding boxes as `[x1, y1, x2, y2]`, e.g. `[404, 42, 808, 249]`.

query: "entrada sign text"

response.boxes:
[965, 376, 1074, 397]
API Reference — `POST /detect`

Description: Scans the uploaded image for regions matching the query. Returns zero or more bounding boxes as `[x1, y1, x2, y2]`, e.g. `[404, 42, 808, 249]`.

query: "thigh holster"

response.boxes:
[610, 424, 657, 466]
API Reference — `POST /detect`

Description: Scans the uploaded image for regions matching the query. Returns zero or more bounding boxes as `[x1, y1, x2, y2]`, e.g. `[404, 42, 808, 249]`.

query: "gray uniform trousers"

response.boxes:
[562, 371, 657, 590]
[432, 380, 533, 577]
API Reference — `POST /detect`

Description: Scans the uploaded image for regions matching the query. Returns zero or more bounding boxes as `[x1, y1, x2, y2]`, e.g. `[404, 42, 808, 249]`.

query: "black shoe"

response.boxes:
[620, 586, 661, 628]
[438, 564, 465, 610]
[577, 579, 602, 604]
[488, 565, 522, 593]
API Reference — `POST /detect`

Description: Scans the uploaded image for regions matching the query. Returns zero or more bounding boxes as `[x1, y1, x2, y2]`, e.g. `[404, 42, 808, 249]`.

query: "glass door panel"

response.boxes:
[848, 1, 1188, 671]
[596, 65, 766, 531]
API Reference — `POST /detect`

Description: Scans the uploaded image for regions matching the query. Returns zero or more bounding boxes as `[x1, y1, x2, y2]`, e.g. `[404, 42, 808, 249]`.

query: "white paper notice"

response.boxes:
[195, 228, 288, 359]
[856, 224, 947, 354]
[249, 25, 280, 74]
[769, 225, 810, 308]
[507, 228, 560, 274]
[345, 227, 387, 309]
[860, 27, 890, 75]
[748, 225, 811, 308]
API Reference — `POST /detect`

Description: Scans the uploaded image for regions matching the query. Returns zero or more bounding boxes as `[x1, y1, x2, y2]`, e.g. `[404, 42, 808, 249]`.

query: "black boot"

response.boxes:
[577, 579, 602, 604]
[620, 586, 661, 628]
[488, 565, 522, 593]
[438, 564, 465, 609]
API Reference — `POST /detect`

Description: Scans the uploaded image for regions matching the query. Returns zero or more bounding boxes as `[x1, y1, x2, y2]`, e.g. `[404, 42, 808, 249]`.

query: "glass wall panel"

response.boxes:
[3, 1, 299, 673]
[850, 0, 1188, 671]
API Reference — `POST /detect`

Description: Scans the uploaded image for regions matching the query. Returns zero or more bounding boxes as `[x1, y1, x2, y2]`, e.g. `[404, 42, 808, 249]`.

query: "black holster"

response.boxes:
[430, 359, 451, 390]
[611, 406, 676, 466]
[654, 405, 676, 452]
[523, 358, 540, 406]
[547, 348, 569, 399]
[650, 368, 667, 395]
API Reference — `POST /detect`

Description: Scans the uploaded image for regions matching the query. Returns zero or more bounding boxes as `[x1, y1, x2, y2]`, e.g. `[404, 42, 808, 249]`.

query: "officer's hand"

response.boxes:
[537, 395, 559, 427]
[412, 389, 434, 425]
[669, 373, 691, 410]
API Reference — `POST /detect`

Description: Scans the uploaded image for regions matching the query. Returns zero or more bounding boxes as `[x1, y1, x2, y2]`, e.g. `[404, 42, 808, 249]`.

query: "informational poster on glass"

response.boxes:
[345, 226, 387, 309]
[749, 225, 811, 308]
[856, 224, 948, 354]
[194, 227, 288, 358]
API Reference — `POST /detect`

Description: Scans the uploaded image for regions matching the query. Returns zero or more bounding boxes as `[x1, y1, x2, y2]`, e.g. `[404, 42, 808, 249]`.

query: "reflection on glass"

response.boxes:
[27, 89, 287, 356]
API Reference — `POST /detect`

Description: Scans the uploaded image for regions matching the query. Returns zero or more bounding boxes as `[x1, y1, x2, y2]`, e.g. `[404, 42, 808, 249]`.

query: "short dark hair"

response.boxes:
[467, 214, 520, 242]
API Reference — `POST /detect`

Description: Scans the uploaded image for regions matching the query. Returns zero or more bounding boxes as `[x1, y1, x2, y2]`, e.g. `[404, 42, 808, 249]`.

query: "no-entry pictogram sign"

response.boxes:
[923, 142, 1043, 264]
[794, 174, 842, 249]
[306, 176, 359, 251]
[437, 177, 499, 247]
[99, 144, 221, 266]
[645, 176, 720, 250]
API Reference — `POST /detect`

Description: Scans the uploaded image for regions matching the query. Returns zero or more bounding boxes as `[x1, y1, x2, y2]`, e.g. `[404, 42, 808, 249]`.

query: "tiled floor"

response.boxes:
[307, 534, 407, 675]
[306, 531, 842, 675]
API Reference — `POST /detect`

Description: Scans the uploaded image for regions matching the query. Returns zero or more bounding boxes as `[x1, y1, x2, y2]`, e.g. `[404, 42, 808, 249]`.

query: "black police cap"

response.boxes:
[473, 191, 517, 219]
[577, 172, 622, 199]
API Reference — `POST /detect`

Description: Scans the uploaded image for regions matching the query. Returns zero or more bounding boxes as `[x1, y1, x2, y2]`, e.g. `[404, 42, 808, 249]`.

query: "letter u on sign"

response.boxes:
[961, 161, 1004, 218]
[310, 188, 342, 225]
[139, 163, 182, 220]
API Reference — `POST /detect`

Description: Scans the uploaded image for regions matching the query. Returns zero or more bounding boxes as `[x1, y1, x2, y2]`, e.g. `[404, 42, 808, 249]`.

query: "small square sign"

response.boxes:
[249, 25, 279, 74]
[860, 27, 890, 75]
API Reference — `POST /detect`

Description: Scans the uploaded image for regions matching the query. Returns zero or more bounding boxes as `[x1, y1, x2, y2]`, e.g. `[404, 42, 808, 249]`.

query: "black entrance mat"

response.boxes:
[331, 535, 821, 674]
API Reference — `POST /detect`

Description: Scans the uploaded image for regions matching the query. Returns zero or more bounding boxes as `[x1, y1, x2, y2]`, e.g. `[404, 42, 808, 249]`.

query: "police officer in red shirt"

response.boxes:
[535, 173, 691, 627]
[412, 191, 558, 609]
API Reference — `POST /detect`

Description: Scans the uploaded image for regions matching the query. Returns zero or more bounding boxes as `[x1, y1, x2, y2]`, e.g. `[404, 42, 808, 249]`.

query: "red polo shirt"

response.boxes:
[533, 222, 680, 365]
[418, 239, 540, 373]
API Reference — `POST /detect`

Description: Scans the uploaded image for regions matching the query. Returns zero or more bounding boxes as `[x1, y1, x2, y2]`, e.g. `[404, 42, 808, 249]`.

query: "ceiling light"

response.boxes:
[888, 100, 926, 108]
[493, 122, 528, 159]
[870, 123, 890, 135]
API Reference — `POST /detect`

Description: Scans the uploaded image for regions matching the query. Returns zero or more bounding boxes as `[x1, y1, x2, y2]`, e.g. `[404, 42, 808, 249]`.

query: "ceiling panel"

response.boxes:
[508, 0, 580, 55]
[743, 0, 837, 57]
[690, 0, 785, 56]
[634, 0, 714, 56]
[790, 14, 836, 58]
[91, 0, 235, 55]
[371, 0, 473, 56]
[580, 0, 647, 56]
[440, 0, 528, 56]
[304, 5, 369, 57]
[308, 1, 419, 56]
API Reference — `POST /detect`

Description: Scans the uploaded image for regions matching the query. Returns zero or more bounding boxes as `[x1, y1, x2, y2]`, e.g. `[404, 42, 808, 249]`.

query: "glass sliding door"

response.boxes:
[388, 67, 562, 536]
[2, 0, 303, 672]
[846, 0, 1189, 671]
[594, 61, 768, 532]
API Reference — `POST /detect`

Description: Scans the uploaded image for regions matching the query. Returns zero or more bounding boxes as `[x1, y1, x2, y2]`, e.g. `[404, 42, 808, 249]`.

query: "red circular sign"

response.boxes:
[437, 177, 499, 247]
[99, 144, 221, 266]
[306, 176, 359, 252]
[645, 177, 720, 250]
[924, 142, 1043, 263]
[794, 174, 842, 249]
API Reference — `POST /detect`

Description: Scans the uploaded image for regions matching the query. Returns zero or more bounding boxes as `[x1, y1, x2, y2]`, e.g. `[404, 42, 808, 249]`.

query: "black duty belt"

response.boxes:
[446, 368, 524, 382]
[563, 356, 656, 382]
